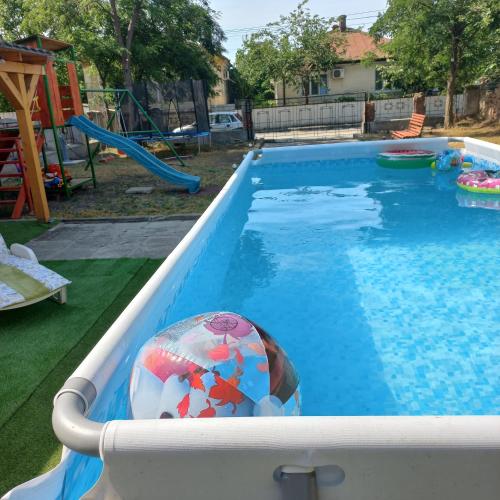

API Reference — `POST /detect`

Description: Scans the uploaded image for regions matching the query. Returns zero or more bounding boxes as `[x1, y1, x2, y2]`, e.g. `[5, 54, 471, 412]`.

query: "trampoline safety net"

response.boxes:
[122, 80, 209, 134]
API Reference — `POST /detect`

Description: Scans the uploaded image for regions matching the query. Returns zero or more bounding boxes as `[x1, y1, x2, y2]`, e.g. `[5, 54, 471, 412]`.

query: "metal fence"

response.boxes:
[244, 93, 366, 142]
[238, 92, 466, 143]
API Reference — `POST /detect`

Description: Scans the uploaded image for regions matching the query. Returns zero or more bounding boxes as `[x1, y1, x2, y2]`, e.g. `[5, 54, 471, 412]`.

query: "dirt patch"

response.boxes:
[45, 146, 247, 219]
[423, 119, 500, 145]
[357, 119, 500, 145]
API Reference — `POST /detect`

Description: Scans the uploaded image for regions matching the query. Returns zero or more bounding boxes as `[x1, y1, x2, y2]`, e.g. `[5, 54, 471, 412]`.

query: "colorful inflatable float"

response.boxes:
[376, 150, 436, 169]
[457, 170, 500, 194]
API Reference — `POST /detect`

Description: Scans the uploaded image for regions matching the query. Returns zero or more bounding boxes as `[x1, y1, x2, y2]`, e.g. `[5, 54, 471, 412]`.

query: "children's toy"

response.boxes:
[129, 312, 301, 419]
[43, 173, 63, 189]
[457, 170, 500, 194]
[376, 150, 435, 169]
[47, 163, 72, 182]
[434, 149, 462, 171]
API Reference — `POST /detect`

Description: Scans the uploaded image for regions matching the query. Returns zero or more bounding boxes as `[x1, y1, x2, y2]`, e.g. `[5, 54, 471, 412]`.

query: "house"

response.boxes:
[208, 55, 231, 107]
[274, 15, 388, 102]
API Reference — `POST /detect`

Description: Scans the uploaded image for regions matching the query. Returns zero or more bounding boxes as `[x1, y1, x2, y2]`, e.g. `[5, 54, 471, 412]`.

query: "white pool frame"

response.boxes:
[6, 137, 500, 500]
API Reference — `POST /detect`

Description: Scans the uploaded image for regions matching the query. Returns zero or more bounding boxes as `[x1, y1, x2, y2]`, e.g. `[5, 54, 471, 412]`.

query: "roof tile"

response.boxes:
[339, 31, 387, 62]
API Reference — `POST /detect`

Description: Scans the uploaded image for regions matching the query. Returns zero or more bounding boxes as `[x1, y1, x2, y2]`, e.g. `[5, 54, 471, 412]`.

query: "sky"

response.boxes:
[210, 0, 388, 62]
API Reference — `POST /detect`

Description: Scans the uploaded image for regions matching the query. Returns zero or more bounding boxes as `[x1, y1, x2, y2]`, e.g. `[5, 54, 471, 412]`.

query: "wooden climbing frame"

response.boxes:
[0, 41, 52, 221]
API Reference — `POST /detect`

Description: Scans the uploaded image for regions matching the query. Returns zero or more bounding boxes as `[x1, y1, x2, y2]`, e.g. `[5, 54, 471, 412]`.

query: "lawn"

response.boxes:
[0, 220, 58, 245]
[0, 256, 161, 495]
[44, 146, 247, 219]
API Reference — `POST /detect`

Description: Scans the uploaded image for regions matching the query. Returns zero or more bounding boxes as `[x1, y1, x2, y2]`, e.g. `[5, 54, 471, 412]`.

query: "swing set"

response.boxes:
[82, 88, 189, 169]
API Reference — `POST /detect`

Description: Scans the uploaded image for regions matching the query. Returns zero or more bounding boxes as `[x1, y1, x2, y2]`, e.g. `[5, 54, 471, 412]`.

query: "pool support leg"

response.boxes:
[274, 466, 318, 500]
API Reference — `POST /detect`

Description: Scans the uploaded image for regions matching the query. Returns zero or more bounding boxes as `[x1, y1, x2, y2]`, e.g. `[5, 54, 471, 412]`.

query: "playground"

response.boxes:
[0, 36, 222, 223]
[43, 146, 245, 218]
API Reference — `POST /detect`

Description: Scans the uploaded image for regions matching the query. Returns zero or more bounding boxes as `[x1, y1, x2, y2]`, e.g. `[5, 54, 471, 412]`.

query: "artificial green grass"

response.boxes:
[0, 258, 161, 495]
[0, 220, 56, 246]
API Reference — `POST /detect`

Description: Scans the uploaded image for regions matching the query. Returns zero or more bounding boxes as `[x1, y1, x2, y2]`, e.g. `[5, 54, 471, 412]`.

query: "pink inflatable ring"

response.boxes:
[457, 170, 500, 194]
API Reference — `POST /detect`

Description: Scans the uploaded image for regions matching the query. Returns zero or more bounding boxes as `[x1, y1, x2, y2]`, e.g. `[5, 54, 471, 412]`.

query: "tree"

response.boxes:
[371, 0, 500, 127]
[235, 1, 343, 104]
[0, 0, 225, 90]
[234, 38, 282, 103]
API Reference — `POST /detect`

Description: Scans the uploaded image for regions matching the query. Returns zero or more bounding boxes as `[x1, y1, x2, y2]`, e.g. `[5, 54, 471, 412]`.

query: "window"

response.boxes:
[375, 69, 389, 91]
[217, 114, 231, 124]
[305, 74, 329, 96]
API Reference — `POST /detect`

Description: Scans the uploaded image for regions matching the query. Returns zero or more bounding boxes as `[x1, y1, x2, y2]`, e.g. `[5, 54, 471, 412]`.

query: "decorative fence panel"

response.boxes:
[374, 97, 413, 120]
[425, 95, 464, 117]
[374, 95, 464, 121]
[249, 93, 365, 141]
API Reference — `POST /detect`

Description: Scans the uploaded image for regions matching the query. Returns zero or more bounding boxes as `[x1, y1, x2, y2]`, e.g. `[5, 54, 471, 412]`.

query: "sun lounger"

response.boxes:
[391, 113, 426, 139]
[0, 234, 70, 310]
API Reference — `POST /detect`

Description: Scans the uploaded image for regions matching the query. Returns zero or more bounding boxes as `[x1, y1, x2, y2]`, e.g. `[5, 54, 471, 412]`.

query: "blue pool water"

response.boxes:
[161, 158, 500, 416]
[63, 156, 500, 498]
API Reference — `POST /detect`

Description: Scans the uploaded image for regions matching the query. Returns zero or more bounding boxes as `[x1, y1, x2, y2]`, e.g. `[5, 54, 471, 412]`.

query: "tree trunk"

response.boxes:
[109, 0, 141, 130]
[282, 79, 286, 106]
[302, 79, 309, 105]
[444, 35, 459, 128]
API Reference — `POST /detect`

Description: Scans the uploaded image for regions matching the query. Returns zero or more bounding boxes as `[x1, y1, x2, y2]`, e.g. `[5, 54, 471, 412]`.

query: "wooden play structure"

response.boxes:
[0, 133, 34, 218]
[0, 36, 95, 222]
[0, 39, 51, 221]
[17, 36, 96, 198]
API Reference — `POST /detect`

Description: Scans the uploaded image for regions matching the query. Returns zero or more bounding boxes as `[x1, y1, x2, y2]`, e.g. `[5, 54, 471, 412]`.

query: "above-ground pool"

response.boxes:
[7, 137, 500, 500]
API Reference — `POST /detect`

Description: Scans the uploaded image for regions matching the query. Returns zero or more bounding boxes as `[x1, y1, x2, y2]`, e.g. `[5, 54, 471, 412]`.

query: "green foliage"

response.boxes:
[234, 39, 278, 100]
[0, 0, 225, 89]
[0, 93, 14, 112]
[235, 1, 343, 100]
[370, 0, 500, 91]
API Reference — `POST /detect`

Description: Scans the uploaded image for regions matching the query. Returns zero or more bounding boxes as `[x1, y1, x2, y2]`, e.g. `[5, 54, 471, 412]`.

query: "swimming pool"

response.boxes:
[7, 137, 500, 500]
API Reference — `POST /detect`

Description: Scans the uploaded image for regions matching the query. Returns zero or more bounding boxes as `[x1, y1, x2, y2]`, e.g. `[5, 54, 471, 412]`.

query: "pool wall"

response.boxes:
[6, 137, 500, 500]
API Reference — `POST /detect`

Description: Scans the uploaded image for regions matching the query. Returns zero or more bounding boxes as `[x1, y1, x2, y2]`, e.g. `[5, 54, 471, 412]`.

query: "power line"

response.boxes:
[343, 9, 384, 16]
[348, 15, 380, 21]
[224, 11, 383, 35]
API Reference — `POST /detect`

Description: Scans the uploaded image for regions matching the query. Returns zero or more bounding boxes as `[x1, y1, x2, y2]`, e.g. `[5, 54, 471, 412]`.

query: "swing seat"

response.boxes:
[0, 234, 71, 310]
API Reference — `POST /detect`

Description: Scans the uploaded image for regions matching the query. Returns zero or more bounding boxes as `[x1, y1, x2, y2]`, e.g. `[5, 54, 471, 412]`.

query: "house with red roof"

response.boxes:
[274, 15, 388, 102]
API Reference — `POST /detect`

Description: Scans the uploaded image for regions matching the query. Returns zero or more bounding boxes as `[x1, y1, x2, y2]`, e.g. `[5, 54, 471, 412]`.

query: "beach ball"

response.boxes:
[129, 312, 301, 419]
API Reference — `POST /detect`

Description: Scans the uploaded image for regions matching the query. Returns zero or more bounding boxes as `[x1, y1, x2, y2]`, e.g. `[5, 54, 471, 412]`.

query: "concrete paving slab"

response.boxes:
[26, 220, 197, 260]
[125, 187, 154, 194]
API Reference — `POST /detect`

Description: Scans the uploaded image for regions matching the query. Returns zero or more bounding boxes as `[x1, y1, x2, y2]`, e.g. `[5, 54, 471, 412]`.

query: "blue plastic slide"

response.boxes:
[69, 115, 200, 193]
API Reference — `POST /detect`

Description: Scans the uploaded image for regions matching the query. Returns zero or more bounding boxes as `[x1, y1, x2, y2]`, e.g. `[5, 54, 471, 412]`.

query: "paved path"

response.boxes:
[26, 220, 197, 260]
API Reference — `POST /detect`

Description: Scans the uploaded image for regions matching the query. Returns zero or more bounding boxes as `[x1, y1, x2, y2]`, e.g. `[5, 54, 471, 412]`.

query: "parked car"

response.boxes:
[172, 112, 243, 133]
[209, 111, 243, 130]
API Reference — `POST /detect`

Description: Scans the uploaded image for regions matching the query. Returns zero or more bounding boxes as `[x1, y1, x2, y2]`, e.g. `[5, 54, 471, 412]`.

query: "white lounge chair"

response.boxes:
[0, 234, 71, 310]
